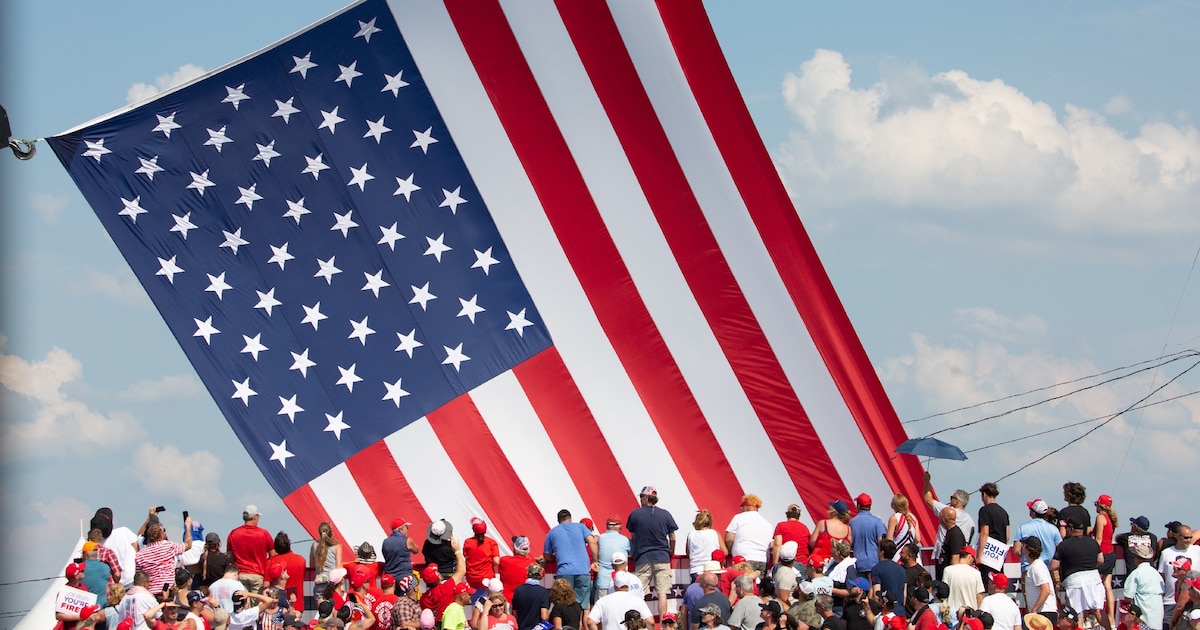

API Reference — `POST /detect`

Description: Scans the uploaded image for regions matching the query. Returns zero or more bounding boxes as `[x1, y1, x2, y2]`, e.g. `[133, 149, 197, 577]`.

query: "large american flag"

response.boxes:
[49, 0, 926, 556]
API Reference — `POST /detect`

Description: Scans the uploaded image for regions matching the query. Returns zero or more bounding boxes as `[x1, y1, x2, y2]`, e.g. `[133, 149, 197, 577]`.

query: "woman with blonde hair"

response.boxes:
[885, 494, 920, 560]
[809, 500, 852, 564]
[688, 509, 726, 580]
[310, 521, 343, 588]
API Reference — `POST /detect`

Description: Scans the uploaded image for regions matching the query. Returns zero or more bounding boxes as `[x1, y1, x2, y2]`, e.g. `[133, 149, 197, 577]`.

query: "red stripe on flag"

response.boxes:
[443, 0, 744, 519]
[554, 0, 852, 519]
[344, 441, 432, 536]
[284, 484, 354, 562]
[426, 394, 551, 552]
[513, 347, 640, 527]
[653, 0, 929, 532]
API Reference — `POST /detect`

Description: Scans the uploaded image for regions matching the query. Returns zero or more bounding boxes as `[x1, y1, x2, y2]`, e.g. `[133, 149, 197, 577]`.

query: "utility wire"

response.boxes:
[961, 388, 1200, 454]
[993, 358, 1200, 484]
[903, 349, 1197, 424]
[923, 352, 1198, 438]
[1113, 242, 1200, 488]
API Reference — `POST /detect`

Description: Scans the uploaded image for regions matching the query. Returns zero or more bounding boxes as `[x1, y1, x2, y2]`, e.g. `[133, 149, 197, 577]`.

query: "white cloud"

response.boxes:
[776, 50, 1200, 238]
[126, 64, 206, 105]
[952, 307, 1048, 343]
[1104, 94, 1132, 116]
[118, 374, 204, 403]
[880, 313, 1200, 519]
[67, 268, 153, 309]
[0, 334, 141, 452]
[130, 443, 224, 509]
[30, 192, 70, 224]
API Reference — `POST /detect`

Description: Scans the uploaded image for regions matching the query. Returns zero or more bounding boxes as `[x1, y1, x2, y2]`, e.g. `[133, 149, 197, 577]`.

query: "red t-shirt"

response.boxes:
[266, 552, 308, 612]
[774, 521, 812, 564]
[463, 537, 500, 589]
[345, 561, 381, 589]
[498, 556, 537, 602]
[420, 579, 456, 620]
[226, 525, 273, 576]
[372, 593, 399, 630]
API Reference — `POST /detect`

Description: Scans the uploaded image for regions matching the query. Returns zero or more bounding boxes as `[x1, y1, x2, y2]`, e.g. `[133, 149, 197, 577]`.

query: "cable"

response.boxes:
[960, 388, 1200, 453]
[923, 351, 1199, 438]
[1113, 241, 1200, 488]
[993, 357, 1200, 484]
[903, 349, 1197, 424]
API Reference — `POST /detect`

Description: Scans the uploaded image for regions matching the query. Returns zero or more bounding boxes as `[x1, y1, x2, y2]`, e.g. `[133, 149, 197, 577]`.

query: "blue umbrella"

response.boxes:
[894, 436, 967, 461]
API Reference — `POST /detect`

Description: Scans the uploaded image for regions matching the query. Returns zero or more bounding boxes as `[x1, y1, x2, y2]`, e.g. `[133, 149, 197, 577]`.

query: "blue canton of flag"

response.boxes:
[48, 1, 550, 496]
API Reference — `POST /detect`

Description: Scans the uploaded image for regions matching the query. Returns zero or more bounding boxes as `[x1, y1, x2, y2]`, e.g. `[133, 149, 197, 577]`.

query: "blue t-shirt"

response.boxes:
[870, 560, 907, 603]
[1013, 519, 1061, 571]
[596, 531, 631, 590]
[544, 522, 591, 576]
[850, 511, 887, 573]
[626, 505, 679, 564]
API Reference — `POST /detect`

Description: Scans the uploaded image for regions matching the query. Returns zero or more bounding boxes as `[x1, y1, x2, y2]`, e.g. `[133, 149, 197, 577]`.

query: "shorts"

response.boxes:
[239, 573, 264, 594]
[563, 573, 592, 607]
[1098, 552, 1116, 576]
[634, 561, 673, 596]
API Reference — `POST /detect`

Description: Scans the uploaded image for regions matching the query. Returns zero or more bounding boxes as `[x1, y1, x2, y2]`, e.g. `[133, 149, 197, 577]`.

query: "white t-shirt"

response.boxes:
[117, 588, 158, 630]
[227, 607, 261, 630]
[943, 564, 983, 614]
[688, 529, 722, 574]
[1158, 545, 1200, 605]
[210, 577, 245, 612]
[725, 511, 773, 562]
[1024, 559, 1055, 613]
[978, 593, 1021, 630]
[588, 591, 653, 630]
[105, 527, 140, 587]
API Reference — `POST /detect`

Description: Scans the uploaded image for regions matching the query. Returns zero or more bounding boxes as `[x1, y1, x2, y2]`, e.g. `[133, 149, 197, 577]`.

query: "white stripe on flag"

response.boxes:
[498, 0, 799, 517]
[387, 0, 699, 516]
[308, 464, 388, 552]
[470, 372, 589, 522]
[609, 1, 894, 504]
[385, 418, 513, 555]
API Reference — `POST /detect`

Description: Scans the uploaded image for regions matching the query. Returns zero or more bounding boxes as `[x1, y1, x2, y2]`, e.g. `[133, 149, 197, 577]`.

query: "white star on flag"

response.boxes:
[442, 343, 470, 372]
[170, 213, 197, 239]
[331, 210, 359, 237]
[289, 349, 316, 377]
[187, 170, 215, 195]
[236, 184, 262, 211]
[278, 395, 304, 423]
[255, 288, 282, 316]
[83, 139, 111, 162]
[302, 153, 330, 179]
[220, 228, 249, 255]
[506, 309, 533, 337]
[241, 333, 268, 361]
[382, 70, 409, 96]
[204, 126, 233, 152]
[383, 378, 410, 407]
[156, 256, 184, 283]
[153, 113, 181, 138]
[324, 411, 350, 440]
[273, 97, 301, 123]
[268, 243, 294, 270]
[364, 117, 391, 143]
[254, 141, 281, 167]
[119, 196, 148, 223]
[409, 282, 436, 310]
[378, 223, 405, 250]
[354, 17, 382, 42]
[269, 440, 293, 468]
[314, 257, 342, 284]
[301, 303, 327, 330]
[193, 316, 220, 344]
[136, 156, 164, 180]
[424, 233, 451, 262]
[439, 186, 467, 214]
[290, 52, 317, 79]
[349, 317, 375, 345]
[347, 163, 375, 191]
[411, 126, 438, 153]
[206, 272, 233, 299]
[336, 364, 362, 392]
[336, 61, 363, 87]
[472, 248, 499, 275]
[393, 173, 420, 200]
[457, 295, 485, 323]
[223, 84, 250, 109]
[394, 329, 423, 357]
[362, 270, 391, 297]
[231, 377, 256, 405]
[283, 197, 311, 224]
[318, 107, 345, 133]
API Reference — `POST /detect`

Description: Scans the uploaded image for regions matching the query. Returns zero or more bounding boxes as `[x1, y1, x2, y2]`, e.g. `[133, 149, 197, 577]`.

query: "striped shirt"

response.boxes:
[136, 540, 186, 592]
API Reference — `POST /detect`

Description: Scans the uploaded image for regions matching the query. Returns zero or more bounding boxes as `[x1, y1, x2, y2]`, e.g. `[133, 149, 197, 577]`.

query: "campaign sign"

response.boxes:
[55, 586, 98, 615]
[979, 537, 1008, 571]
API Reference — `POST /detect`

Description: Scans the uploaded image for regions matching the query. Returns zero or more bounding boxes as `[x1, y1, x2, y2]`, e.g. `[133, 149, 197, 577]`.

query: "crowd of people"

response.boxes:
[51, 479, 1200, 630]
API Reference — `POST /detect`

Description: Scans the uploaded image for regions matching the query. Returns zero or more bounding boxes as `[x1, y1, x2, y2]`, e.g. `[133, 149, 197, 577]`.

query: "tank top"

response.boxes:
[1095, 514, 1114, 554]
[812, 521, 849, 560]
[891, 512, 916, 559]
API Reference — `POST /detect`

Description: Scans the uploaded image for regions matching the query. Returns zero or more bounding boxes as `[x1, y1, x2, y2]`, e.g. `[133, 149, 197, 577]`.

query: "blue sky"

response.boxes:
[2, 0, 1199, 615]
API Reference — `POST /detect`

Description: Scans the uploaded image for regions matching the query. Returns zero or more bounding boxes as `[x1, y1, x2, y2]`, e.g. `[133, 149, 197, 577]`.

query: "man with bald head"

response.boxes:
[937, 507, 967, 581]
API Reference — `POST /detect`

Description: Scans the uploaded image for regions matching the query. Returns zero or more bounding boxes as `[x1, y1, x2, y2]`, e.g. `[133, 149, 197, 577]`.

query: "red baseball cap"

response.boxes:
[268, 564, 286, 582]
[390, 518, 411, 530]
[711, 550, 726, 562]
[1095, 494, 1113, 507]
[855, 493, 872, 507]
[731, 555, 747, 565]
[350, 571, 367, 589]
[65, 562, 86, 580]
[991, 573, 1009, 590]
[421, 565, 440, 584]
[453, 581, 472, 595]
[381, 574, 396, 588]
[471, 517, 487, 535]
[960, 546, 976, 556]
[580, 518, 595, 531]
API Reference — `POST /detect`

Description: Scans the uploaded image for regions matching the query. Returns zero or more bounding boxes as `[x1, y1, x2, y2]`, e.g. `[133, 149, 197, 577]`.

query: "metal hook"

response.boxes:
[9, 139, 36, 160]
